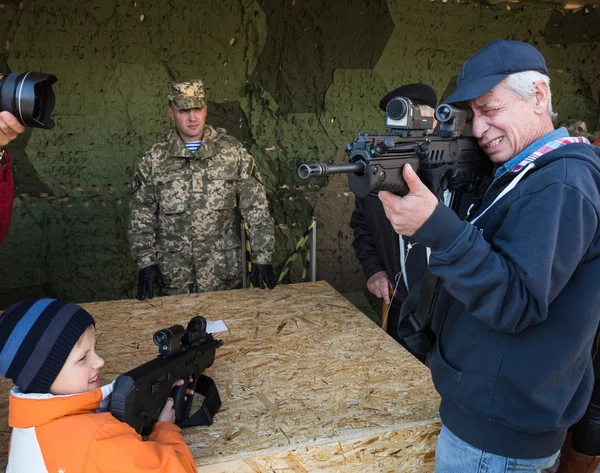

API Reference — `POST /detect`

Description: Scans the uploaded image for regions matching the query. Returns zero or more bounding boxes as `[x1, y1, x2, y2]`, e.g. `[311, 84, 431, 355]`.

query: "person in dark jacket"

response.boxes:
[379, 39, 600, 472]
[0, 111, 25, 244]
[350, 84, 434, 359]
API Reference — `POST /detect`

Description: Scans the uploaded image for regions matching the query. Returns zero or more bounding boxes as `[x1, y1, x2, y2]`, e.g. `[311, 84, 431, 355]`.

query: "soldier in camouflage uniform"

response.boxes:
[128, 79, 276, 299]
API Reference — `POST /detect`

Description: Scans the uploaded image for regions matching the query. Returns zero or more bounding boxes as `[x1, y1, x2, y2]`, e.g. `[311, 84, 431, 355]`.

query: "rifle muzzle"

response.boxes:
[298, 161, 366, 179]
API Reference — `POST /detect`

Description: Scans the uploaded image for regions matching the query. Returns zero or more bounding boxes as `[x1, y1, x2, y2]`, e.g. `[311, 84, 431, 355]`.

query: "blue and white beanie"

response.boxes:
[0, 299, 95, 393]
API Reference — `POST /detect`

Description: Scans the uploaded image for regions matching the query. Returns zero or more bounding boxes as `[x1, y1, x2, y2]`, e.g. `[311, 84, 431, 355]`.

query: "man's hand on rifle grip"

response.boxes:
[379, 164, 438, 237]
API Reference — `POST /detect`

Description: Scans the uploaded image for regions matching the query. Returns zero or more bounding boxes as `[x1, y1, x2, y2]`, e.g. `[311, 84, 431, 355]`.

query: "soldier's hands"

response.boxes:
[0, 111, 25, 149]
[379, 164, 438, 237]
[367, 271, 392, 304]
[250, 263, 277, 290]
[136, 264, 165, 300]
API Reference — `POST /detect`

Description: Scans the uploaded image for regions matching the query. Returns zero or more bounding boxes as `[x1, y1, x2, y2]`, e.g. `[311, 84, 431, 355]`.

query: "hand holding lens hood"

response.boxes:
[0, 72, 58, 129]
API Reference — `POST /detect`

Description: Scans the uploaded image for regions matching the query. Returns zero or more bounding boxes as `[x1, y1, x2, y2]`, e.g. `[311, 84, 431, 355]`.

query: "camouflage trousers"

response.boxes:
[157, 245, 243, 295]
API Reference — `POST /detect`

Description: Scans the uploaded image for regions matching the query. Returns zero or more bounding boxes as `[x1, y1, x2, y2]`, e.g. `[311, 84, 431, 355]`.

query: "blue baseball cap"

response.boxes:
[445, 40, 549, 104]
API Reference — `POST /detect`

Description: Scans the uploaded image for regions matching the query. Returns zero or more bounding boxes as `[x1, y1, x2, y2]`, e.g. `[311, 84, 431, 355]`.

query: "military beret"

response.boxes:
[379, 83, 438, 111]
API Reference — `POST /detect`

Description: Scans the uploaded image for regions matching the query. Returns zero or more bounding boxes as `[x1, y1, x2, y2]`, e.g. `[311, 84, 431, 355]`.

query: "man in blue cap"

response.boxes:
[378, 40, 600, 472]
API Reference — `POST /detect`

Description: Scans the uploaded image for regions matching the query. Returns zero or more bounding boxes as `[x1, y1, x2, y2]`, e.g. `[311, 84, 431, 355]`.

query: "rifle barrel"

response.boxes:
[298, 162, 366, 179]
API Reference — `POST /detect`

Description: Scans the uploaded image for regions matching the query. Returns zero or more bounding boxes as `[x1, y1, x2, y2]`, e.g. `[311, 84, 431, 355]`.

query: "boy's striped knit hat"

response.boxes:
[0, 299, 95, 393]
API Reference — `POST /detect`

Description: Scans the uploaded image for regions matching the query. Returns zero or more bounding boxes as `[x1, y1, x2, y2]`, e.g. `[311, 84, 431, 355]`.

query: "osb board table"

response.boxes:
[0, 281, 441, 472]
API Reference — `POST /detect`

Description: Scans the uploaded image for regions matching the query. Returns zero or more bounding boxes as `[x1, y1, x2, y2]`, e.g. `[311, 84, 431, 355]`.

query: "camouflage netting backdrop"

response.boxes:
[0, 0, 598, 304]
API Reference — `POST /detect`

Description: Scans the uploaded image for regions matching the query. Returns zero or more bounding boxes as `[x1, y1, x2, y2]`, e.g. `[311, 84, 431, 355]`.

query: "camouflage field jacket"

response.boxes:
[128, 125, 274, 291]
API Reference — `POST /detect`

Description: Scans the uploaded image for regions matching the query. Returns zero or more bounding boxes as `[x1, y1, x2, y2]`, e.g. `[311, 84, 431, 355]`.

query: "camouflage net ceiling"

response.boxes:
[0, 0, 598, 304]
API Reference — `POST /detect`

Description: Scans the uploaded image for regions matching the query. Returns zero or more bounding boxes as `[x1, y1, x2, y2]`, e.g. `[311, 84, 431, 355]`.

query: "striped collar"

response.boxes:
[470, 133, 591, 225]
[510, 135, 590, 173]
[495, 128, 569, 178]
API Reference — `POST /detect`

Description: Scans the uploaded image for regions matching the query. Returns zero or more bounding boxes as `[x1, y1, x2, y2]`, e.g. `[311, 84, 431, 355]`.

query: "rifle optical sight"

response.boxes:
[386, 97, 409, 121]
[153, 325, 186, 356]
[435, 104, 453, 122]
[186, 316, 208, 334]
[435, 103, 473, 134]
[0, 72, 58, 129]
[385, 96, 435, 131]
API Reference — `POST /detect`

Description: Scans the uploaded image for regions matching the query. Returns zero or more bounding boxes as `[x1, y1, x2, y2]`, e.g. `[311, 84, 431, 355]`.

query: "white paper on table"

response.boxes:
[206, 320, 228, 334]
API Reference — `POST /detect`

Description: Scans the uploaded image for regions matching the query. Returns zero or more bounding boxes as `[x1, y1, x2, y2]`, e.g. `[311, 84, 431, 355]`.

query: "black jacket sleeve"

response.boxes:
[350, 196, 385, 281]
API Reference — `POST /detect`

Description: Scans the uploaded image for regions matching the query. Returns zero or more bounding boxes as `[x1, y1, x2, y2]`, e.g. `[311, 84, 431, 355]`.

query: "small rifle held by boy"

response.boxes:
[110, 316, 223, 435]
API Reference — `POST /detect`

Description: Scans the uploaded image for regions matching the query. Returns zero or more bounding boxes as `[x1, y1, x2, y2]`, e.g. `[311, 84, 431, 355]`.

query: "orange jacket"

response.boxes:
[7, 383, 197, 473]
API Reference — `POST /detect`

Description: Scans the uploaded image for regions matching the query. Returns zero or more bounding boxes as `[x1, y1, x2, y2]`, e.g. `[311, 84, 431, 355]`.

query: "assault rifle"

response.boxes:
[298, 99, 492, 208]
[110, 316, 224, 435]
[298, 97, 493, 355]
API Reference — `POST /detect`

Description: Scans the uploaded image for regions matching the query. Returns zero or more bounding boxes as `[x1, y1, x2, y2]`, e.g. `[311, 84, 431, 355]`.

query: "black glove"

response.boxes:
[136, 264, 165, 300]
[249, 263, 276, 290]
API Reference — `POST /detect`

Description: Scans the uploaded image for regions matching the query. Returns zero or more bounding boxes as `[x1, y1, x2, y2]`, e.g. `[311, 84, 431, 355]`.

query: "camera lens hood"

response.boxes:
[0, 72, 58, 129]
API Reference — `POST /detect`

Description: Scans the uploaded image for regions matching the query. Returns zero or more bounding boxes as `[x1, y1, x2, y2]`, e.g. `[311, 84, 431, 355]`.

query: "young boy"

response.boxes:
[0, 298, 198, 472]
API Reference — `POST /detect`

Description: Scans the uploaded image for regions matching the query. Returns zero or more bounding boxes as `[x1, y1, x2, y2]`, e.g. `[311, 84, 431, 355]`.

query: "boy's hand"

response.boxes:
[157, 377, 195, 424]
[158, 396, 177, 424]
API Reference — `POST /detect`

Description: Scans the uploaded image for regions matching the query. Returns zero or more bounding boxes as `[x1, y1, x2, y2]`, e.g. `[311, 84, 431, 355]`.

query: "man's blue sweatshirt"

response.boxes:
[412, 138, 600, 458]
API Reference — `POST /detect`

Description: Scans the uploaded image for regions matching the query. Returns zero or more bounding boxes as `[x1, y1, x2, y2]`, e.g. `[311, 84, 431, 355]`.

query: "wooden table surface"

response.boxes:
[0, 281, 441, 472]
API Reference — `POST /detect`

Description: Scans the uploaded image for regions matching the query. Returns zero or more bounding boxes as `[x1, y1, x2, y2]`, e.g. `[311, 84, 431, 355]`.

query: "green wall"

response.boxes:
[0, 0, 598, 304]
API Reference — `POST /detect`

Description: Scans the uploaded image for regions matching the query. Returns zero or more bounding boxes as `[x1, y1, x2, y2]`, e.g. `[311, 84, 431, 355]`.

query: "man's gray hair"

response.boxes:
[504, 71, 557, 119]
